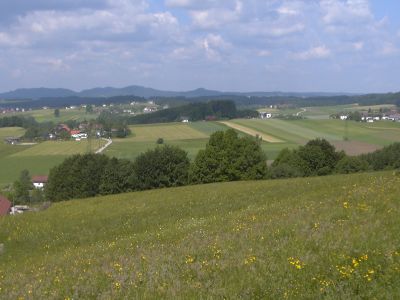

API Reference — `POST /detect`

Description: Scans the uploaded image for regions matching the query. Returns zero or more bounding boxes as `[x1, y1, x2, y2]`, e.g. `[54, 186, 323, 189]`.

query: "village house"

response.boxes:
[0, 195, 11, 216]
[260, 112, 272, 119]
[32, 175, 48, 189]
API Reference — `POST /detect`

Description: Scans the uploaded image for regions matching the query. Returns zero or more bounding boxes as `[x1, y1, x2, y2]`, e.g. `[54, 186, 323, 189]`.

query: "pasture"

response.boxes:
[0, 171, 399, 298]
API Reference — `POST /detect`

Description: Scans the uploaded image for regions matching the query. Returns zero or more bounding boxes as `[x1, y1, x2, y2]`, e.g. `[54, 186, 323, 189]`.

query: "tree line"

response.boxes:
[44, 129, 267, 201]
[44, 128, 400, 202]
[127, 100, 258, 124]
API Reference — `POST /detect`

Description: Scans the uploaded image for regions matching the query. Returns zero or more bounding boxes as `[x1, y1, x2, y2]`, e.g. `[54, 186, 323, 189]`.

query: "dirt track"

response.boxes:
[219, 121, 283, 143]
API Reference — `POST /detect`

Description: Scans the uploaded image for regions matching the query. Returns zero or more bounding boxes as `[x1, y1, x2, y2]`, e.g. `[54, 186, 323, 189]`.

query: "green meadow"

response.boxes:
[0, 171, 399, 298]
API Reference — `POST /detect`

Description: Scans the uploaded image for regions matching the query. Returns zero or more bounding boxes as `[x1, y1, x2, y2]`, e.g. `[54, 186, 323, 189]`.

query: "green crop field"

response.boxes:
[12, 108, 98, 123]
[106, 122, 228, 160]
[122, 123, 209, 142]
[0, 133, 106, 187]
[0, 171, 399, 298]
[10, 140, 106, 157]
[227, 119, 400, 156]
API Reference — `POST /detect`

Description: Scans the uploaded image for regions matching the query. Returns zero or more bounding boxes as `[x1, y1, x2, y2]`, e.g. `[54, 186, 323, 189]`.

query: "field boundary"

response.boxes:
[218, 121, 284, 143]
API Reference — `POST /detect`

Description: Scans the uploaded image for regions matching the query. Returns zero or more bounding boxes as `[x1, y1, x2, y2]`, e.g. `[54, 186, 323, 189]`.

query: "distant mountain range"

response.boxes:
[0, 85, 357, 100]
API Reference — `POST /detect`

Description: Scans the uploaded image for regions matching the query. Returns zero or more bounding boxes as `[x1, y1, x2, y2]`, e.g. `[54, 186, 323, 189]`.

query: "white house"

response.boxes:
[32, 176, 48, 189]
[340, 115, 348, 120]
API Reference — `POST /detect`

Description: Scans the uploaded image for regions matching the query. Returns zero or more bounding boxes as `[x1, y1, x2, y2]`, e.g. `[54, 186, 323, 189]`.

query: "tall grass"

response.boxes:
[0, 171, 399, 298]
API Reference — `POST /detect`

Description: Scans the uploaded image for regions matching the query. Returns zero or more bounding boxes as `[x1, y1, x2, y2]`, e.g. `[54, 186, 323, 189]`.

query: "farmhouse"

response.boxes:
[0, 195, 11, 216]
[260, 112, 272, 119]
[32, 175, 48, 189]
[340, 115, 348, 120]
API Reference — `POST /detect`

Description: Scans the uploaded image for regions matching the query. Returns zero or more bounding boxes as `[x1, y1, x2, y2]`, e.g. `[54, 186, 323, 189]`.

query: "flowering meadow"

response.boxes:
[0, 171, 399, 298]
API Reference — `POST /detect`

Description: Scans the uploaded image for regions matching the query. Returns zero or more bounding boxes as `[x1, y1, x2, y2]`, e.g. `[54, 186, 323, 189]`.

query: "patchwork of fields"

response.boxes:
[1, 117, 399, 186]
[0, 128, 106, 187]
[105, 122, 228, 160]
[224, 119, 400, 155]
[0, 171, 399, 298]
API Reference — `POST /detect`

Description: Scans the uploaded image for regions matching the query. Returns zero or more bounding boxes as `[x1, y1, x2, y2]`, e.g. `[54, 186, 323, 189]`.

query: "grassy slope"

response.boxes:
[1, 172, 399, 299]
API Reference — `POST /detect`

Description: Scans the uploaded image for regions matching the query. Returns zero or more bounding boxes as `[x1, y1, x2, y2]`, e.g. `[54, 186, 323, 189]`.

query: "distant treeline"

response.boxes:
[0, 113, 130, 140]
[0, 115, 37, 128]
[127, 100, 258, 124]
[1, 92, 400, 110]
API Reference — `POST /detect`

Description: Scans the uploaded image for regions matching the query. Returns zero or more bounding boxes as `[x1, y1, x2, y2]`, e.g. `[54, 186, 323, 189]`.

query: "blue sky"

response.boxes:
[0, 0, 399, 93]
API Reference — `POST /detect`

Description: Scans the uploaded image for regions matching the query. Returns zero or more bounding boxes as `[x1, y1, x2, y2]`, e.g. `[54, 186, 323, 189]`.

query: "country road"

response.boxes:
[95, 138, 113, 154]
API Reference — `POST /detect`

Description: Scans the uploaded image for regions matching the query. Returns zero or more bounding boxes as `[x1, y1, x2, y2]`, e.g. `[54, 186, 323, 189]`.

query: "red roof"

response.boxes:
[0, 195, 11, 216]
[32, 175, 48, 183]
[70, 130, 81, 135]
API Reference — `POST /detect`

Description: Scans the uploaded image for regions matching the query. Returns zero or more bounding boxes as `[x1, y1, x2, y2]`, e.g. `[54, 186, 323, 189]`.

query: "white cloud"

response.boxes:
[320, 0, 372, 25]
[258, 50, 271, 57]
[189, 1, 242, 29]
[353, 41, 364, 51]
[293, 45, 331, 60]
[381, 43, 399, 56]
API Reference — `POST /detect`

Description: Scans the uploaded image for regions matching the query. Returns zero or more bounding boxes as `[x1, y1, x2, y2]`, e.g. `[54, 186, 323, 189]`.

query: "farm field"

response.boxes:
[257, 104, 397, 120]
[227, 118, 400, 155]
[0, 171, 399, 298]
[106, 122, 228, 160]
[11, 108, 98, 123]
[0, 132, 106, 187]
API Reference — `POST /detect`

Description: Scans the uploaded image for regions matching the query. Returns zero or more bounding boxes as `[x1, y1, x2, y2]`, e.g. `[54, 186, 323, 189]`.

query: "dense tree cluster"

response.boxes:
[97, 111, 130, 138]
[270, 139, 345, 178]
[127, 100, 256, 124]
[45, 146, 191, 201]
[270, 140, 400, 179]
[45, 130, 268, 201]
[190, 129, 267, 183]
[0, 115, 37, 128]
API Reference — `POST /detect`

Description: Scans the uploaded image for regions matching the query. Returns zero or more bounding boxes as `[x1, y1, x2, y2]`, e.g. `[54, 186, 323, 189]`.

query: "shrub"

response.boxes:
[335, 156, 369, 174]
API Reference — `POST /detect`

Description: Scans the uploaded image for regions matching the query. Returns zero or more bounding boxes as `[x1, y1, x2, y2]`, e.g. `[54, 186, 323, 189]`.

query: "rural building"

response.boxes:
[260, 112, 272, 119]
[0, 195, 11, 216]
[32, 175, 48, 189]
[340, 115, 348, 120]
[4, 137, 20, 145]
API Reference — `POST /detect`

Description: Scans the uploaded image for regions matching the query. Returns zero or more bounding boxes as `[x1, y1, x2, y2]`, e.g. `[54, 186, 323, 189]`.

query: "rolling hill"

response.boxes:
[0, 171, 399, 298]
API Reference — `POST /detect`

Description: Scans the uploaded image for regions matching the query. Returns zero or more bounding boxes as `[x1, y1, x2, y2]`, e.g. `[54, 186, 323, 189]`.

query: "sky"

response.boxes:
[0, 0, 400, 93]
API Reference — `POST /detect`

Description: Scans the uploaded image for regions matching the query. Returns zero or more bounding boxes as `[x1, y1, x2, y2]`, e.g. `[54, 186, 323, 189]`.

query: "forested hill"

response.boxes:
[127, 100, 258, 124]
[1, 91, 399, 110]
